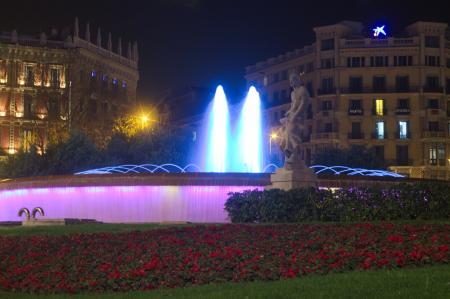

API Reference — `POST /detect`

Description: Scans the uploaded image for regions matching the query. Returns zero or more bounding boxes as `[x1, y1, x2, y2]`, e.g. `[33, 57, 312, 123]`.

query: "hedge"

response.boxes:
[225, 182, 450, 222]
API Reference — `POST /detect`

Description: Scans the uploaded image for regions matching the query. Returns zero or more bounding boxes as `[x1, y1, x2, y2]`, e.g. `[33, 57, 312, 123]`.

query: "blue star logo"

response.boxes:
[373, 25, 386, 37]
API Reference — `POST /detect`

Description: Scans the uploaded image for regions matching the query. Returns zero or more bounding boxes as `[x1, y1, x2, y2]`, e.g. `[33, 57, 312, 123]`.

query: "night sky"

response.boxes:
[2, 0, 450, 103]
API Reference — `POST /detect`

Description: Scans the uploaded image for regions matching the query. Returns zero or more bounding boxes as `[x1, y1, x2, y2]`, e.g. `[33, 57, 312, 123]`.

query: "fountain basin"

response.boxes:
[0, 173, 269, 224]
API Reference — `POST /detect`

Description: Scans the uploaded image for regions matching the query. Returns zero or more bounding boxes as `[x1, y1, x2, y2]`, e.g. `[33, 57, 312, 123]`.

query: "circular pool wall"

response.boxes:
[0, 173, 269, 223]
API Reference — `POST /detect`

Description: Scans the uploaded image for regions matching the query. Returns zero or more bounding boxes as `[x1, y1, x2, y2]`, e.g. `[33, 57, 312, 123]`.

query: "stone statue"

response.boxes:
[277, 73, 310, 170]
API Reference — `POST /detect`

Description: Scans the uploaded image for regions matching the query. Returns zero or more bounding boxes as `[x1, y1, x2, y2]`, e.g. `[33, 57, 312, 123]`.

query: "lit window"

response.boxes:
[22, 129, 33, 153]
[399, 121, 408, 139]
[102, 74, 108, 81]
[376, 121, 384, 139]
[429, 147, 437, 165]
[122, 81, 127, 88]
[112, 78, 118, 85]
[91, 70, 96, 77]
[375, 99, 384, 116]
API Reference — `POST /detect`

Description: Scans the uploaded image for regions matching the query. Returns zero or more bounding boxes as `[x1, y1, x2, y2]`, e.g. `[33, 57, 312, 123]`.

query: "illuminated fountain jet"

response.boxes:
[235, 86, 263, 172]
[204, 85, 230, 172]
[373, 25, 386, 37]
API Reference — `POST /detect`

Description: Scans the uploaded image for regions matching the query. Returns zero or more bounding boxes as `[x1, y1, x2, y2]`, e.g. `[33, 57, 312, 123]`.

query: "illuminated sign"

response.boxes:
[373, 25, 387, 37]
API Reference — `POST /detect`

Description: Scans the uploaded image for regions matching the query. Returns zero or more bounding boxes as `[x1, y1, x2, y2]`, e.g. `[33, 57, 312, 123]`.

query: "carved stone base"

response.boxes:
[267, 166, 318, 190]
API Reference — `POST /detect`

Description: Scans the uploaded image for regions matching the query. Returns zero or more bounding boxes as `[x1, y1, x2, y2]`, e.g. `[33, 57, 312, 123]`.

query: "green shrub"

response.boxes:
[225, 181, 450, 222]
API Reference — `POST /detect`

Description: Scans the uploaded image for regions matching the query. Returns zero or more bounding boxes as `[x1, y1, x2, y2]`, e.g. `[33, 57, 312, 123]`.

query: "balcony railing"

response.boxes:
[395, 159, 413, 166]
[341, 87, 420, 94]
[312, 132, 339, 140]
[371, 108, 388, 116]
[348, 108, 363, 115]
[422, 131, 447, 138]
[426, 159, 447, 167]
[317, 88, 337, 95]
[396, 132, 411, 139]
[395, 108, 411, 115]
[348, 132, 364, 139]
[423, 86, 444, 93]
[371, 133, 386, 140]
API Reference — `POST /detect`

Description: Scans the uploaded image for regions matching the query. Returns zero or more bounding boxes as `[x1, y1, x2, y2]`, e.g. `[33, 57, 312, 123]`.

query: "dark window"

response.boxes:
[281, 90, 287, 100]
[428, 99, 439, 109]
[324, 123, 332, 132]
[351, 57, 361, 67]
[398, 98, 410, 109]
[373, 76, 386, 92]
[320, 58, 334, 69]
[447, 59, 450, 68]
[322, 100, 332, 110]
[350, 99, 362, 110]
[23, 94, 33, 118]
[352, 122, 361, 134]
[273, 91, 279, 102]
[273, 73, 279, 83]
[48, 97, 59, 119]
[425, 36, 440, 48]
[425, 56, 440, 66]
[101, 102, 108, 112]
[321, 38, 334, 51]
[25, 65, 34, 86]
[321, 77, 334, 91]
[349, 77, 363, 92]
[396, 145, 409, 165]
[281, 70, 288, 81]
[428, 121, 439, 131]
[426, 76, 439, 88]
[306, 81, 314, 96]
[371, 56, 388, 67]
[50, 68, 59, 87]
[394, 56, 412, 66]
[305, 62, 314, 73]
[396, 76, 409, 92]
[374, 146, 385, 162]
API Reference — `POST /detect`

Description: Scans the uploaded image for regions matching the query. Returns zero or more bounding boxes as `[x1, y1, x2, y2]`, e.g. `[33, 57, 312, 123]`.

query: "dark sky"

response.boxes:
[2, 0, 450, 102]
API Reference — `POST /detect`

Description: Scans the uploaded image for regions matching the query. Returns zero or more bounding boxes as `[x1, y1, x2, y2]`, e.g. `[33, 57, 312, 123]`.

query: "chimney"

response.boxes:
[107, 33, 112, 51]
[85, 22, 91, 42]
[117, 37, 122, 55]
[96, 27, 102, 47]
[11, 30, 18, 43]
[127, 42, 132, 59]
[132, 41, 139, 62]
[39, 32, 47, 45]
[74, 17, 79, 37]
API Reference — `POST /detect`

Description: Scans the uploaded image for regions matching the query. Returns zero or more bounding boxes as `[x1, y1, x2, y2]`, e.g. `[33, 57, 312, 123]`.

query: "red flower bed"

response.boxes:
[0, 223, 449, 293]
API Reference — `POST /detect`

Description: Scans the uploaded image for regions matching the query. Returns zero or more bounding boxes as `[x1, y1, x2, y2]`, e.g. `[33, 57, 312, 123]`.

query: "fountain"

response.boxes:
[201, 85, 264, 173]
[235, 86, 263, 172]
[203, 85, 230, 172]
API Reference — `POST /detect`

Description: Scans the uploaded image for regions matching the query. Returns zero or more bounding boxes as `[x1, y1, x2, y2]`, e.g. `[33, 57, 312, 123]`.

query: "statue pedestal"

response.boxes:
[267, 166, 317, 190]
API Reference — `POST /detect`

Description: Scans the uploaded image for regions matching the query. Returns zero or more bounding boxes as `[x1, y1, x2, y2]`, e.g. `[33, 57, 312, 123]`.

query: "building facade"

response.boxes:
[245, 21, 450, 180]
[0, 18, 139, 153]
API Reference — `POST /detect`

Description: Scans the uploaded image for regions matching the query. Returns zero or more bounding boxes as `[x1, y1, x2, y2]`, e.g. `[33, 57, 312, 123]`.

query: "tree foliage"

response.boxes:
[0, 126, 194, 178]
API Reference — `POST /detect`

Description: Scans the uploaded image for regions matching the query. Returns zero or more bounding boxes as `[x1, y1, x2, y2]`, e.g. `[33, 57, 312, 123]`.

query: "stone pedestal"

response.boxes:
[22, 219, 66, 226]
[267, 167, 317, 190]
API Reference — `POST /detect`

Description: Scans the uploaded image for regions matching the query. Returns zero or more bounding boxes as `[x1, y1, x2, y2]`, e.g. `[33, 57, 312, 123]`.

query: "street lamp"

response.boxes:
[269, 132, 278, 155]
[140, 114, 150, 129]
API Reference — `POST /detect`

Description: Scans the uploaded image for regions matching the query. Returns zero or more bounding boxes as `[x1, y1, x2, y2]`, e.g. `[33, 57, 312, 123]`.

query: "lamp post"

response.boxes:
[269, 132, 278, 156]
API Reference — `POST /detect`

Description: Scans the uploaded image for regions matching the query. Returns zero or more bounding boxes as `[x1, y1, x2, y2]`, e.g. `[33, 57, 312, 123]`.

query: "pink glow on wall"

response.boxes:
[0, 185, 262, 223]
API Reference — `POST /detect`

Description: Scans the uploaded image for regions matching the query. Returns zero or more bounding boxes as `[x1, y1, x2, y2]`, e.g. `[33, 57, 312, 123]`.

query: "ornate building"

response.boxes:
[246, 21, 450, 180]
[0, 18, 139, 153]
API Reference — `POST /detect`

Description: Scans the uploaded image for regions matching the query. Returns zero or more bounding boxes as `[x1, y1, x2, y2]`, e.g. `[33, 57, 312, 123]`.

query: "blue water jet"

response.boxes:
[235, 86, 263, 172]
[204, 85, 230, 172]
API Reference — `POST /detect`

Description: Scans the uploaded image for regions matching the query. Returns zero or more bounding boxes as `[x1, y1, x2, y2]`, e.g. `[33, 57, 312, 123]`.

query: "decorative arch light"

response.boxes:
[75, 164, 404, 178]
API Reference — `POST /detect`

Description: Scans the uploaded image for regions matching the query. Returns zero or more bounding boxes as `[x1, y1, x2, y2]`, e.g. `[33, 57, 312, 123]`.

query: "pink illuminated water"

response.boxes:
[0, 185, 262, 223]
